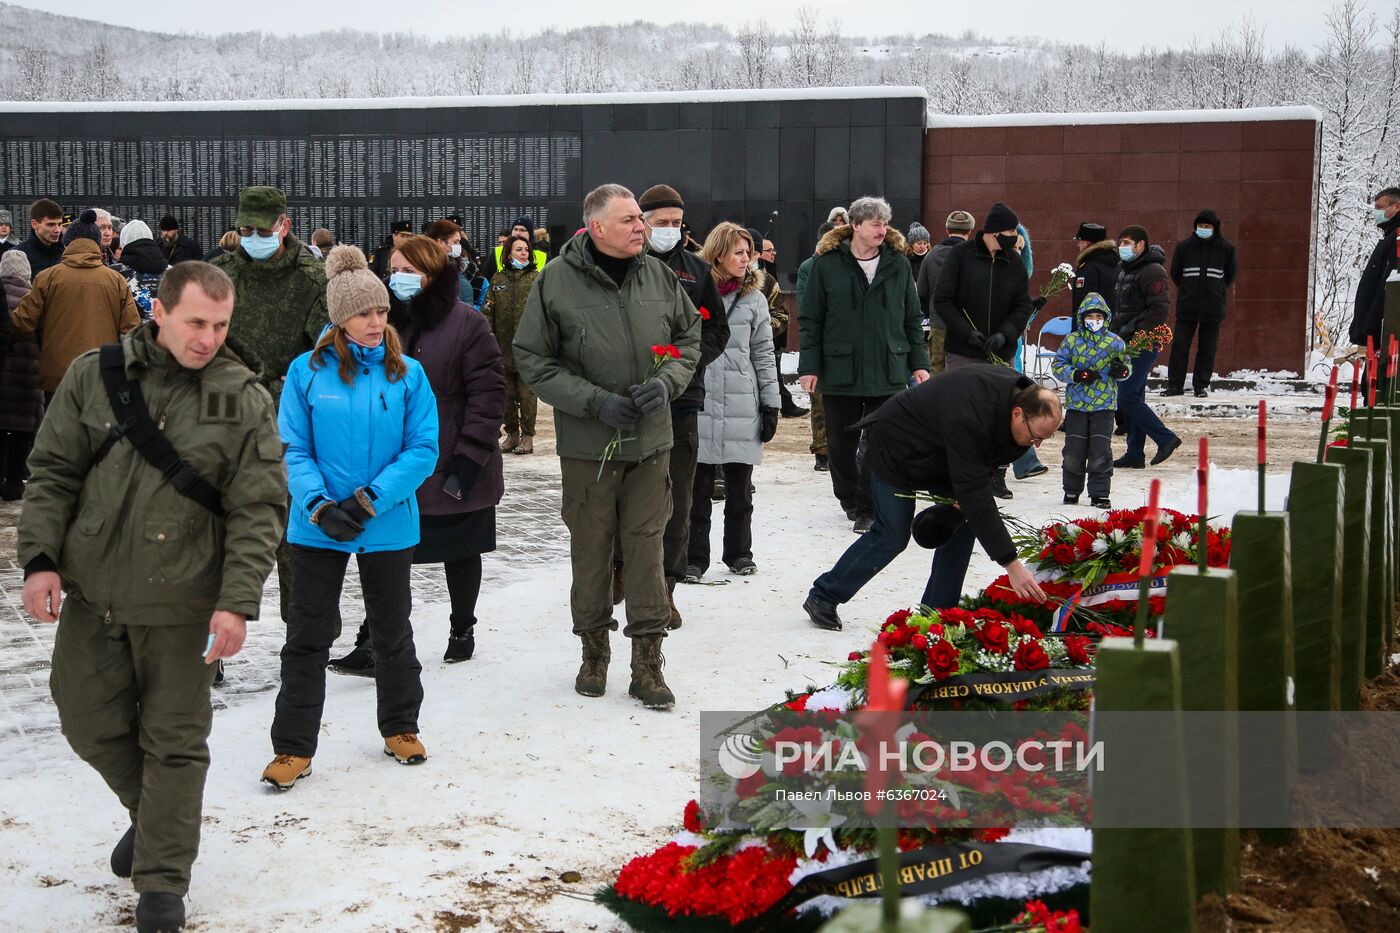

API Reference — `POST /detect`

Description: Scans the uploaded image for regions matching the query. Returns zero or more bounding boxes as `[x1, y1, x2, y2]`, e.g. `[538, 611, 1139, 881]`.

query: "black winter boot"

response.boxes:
[443, 614, 475, 663]
[136, 892, 185, 932]
[328, 622, 374, 677]
[111, 823, 135, 878]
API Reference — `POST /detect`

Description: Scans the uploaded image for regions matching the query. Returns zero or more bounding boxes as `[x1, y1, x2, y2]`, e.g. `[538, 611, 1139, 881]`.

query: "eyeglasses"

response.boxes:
[1024, 416, 1057, 444]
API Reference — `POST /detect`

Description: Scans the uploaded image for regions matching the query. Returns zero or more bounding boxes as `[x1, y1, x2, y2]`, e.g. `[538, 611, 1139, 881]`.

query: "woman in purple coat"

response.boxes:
[330, 235, 506, 668]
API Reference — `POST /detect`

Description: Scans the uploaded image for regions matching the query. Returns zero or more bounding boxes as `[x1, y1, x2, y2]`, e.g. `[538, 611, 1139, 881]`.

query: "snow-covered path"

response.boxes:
[0, 407, 1310, 931]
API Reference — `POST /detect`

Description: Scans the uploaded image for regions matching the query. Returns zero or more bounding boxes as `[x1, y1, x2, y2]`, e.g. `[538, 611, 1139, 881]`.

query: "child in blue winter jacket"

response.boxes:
[1051, 292, 1130, 508]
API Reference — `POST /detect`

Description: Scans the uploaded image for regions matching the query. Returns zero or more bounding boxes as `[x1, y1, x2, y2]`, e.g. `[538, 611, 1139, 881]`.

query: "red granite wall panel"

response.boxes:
[922, 117, 1319, 373]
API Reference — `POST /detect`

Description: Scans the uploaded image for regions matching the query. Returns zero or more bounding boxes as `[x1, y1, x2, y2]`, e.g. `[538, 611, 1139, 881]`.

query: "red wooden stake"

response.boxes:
[1352, 364, 1361, 411]
[1197, 437, 1209, 572]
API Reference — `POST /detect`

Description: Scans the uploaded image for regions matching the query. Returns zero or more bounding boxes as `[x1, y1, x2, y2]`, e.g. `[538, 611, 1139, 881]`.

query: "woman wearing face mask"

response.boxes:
[425, 219, 488, 307]
[330, 235, 506, 676]
[482, 235, 541, 456]
[687, 223, 780, 579]
[262, 245, 439, 789]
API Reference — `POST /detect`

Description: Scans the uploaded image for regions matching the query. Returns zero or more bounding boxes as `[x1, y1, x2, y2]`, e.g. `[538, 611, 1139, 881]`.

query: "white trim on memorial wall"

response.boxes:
[0, 86, 930, 114]
[926, 105, 1323, 127]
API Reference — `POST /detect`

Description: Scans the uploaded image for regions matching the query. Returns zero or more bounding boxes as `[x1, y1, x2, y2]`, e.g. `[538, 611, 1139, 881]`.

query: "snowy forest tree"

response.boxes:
[2, 0, 1400, 356]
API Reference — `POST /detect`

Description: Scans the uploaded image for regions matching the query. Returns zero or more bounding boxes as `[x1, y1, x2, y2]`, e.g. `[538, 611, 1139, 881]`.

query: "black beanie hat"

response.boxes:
[158, 214, 180, 232]
[911, 503, 966, 550]
[983, 202, 1019, 234]
[63, 209, 102, 247]
[513, 215, 535, 232]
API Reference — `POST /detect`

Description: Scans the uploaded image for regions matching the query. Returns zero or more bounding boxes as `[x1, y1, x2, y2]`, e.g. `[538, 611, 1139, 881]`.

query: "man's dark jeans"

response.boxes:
[1121, 349, 1176, 461]
[810, 473, 976, 611]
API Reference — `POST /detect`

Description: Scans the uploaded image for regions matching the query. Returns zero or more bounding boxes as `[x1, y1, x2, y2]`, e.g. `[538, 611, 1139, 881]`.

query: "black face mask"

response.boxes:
[995, 234, 1019, 253]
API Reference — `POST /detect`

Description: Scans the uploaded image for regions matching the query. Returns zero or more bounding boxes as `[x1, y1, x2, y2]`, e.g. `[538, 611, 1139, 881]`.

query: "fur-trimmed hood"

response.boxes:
[1076, 239, 1118, 265]
[815, 223, 908, 257]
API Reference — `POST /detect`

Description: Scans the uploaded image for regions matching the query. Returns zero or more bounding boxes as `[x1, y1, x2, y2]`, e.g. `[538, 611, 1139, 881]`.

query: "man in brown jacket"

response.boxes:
[11, 209, 140, 395]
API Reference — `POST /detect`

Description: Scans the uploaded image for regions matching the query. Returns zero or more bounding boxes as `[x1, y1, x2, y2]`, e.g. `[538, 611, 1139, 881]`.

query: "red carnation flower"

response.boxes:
[848, 650, 865, 661]
[927, 640, 961, 680]
[886, 608, 915, 626]
[697, 305, 712, 320]
[1064, 634, 1093, 665]
[784, 693, 809, 711]
[684, 799, 705, 834]
[736, 771, 766, 799]
[910, 633, 929, 650]
[1008, 614, 1043, 639]
[1052, 544, 1077, 564]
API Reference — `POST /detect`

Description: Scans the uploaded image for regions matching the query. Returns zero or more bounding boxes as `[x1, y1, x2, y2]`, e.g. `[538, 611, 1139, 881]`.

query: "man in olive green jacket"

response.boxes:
[211, 186, 329, 624]
[513, 184, 699, 710]
[797, 196, 930, 533]
[19, 262, 287, 933]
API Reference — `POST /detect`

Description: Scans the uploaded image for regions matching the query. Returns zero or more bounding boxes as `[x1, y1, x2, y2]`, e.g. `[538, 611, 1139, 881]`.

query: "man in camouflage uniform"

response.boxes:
[211, 186, 329, 622]
[20, 262, 287, 933]
[482, 243, 540, 454]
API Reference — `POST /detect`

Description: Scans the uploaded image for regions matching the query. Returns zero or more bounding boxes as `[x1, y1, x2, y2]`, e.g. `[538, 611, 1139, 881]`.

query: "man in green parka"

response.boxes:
[513, 183, 700, 710]
[20, 261, 287, 933]
[797, 196, 931, 535]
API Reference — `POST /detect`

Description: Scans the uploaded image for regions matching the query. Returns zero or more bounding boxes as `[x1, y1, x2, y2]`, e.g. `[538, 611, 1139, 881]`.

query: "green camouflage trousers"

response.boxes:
[809, 390, 826, 456]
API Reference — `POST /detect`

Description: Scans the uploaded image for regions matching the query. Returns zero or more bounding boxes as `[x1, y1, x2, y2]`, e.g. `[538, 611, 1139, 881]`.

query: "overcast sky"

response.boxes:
[23, 0, 1400, 53]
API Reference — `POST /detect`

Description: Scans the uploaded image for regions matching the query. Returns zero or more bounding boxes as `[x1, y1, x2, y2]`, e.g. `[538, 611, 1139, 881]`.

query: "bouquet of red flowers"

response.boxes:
[1124, 324, 1173, 355]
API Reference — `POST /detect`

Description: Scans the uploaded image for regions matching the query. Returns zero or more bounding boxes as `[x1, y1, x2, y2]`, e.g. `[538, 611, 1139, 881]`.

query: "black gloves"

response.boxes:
[967, 330, 988, 352]
[450, 454, 484, 498]
[1109, 362, 1131, 380]
[986, 333, 1008, 356]
[1031, 295, 1048, 311]
[598, 393, 640, 431]
[759, 407, 779, 443]
[630, 378, 670, 415]
[312, 499, 364, 543]
[1073, 369, 1098, 384]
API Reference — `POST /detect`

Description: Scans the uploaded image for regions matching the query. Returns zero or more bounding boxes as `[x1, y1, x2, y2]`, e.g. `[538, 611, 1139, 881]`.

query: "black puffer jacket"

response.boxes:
[916, 235, 967, 313]
[650, 243, 729, 415]
[1350, 213, 1400, 346]
[1113, 245, 1170, 341]
[1170, 210, 1238, 322]
[863, 366, 1033, 567]
[1072, 240, 1120, 314]
[0, 275, 43, 433]
[932, 235, 1034, 361]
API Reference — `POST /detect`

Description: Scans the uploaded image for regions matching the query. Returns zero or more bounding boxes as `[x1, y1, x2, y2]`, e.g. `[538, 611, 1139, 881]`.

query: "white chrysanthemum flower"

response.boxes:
[1109, 528, 1127, 544]
[1173, 532, 1192, 549]
[1091, 538, 1110, 554]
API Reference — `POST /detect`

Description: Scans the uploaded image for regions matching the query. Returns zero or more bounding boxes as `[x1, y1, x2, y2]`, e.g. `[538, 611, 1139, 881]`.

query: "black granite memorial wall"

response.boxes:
[0, 90, 926, 283]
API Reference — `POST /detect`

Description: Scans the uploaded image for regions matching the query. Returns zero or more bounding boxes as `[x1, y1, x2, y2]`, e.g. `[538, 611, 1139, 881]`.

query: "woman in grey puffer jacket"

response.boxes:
[687, 223, 780, 579]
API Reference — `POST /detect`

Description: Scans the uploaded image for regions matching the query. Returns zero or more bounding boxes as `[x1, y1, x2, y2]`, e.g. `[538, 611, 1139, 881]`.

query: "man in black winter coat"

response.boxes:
[1113, 226, 1180, 469]
[1349, 187, 1400, 359]
[1070, 222, 1118, 314]
[611, 184, 730, 624]
[802, 368, 1055, 631]
[916, 210, 976, 374]
[157, 215, 203, 265]
[1166, 209, 1237, 397]
[933, 202, 1035, 368]
[18, 198, 65, 278]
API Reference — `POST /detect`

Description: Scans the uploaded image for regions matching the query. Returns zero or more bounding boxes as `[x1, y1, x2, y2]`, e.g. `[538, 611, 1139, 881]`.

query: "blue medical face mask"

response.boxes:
[241, 231, 281, 261]
[509, 258, 529, 269]
[1195, 227, 1213, 239]
[389, 272, 423, 301]
[1376, 207, 1392, 226]
[1084, 317, 1105, 332]
[1118, 245, 1137, 262]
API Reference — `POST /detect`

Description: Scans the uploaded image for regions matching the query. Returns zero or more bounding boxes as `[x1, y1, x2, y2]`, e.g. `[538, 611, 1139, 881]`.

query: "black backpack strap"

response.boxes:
[92, 343, 225, 517]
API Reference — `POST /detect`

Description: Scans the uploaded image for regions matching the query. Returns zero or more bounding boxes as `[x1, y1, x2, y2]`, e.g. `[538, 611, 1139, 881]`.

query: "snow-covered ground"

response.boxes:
[0, 408, 1308, 932]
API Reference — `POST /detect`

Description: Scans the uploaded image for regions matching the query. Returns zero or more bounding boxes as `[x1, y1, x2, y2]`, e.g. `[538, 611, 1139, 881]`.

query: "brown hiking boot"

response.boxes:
[261, 754, 312, 789]
[576, 629, 611, 697]
[628, 635, 675, 709]
[500, 430, 520, 453]
[668, 593, 683, 630]
[515, 435, 534, 455]
[383, 733, 427, 764]
[612, 565, 625, 606]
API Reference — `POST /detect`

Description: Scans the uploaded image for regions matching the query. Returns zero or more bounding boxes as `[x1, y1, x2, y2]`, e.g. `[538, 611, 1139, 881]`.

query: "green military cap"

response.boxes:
[235, 186, 287, 229]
